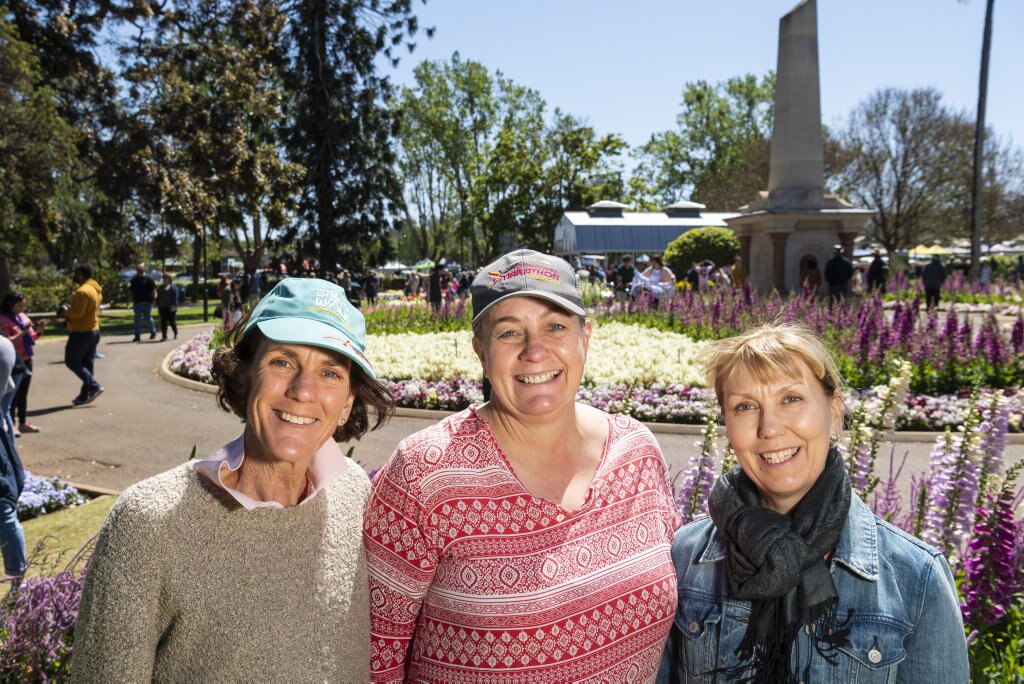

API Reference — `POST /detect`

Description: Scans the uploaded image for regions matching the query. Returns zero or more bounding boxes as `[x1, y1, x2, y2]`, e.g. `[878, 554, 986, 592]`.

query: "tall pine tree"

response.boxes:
[284, 0, 428, 272]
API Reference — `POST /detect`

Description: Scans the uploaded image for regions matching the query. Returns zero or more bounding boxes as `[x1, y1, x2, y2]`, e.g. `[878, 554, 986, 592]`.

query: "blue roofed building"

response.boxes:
[552, 200, 739, 259]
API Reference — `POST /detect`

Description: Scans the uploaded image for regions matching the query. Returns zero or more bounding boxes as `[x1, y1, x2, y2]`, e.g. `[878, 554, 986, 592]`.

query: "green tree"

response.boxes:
[394, 54, 496, 263]
[0, 17, 75, 295]
[7, 0, 152, 272]
[663, 227, 739, 276]
[831, 87, 1022, 254]
[395, 54, 627, 262]
[633, 73, 774, 210]
[283, 0, 426, 272]
[123, 0, 303, 298]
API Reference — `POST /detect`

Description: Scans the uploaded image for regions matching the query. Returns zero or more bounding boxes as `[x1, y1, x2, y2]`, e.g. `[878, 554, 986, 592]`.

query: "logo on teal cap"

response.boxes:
[243, 278, 374, 377]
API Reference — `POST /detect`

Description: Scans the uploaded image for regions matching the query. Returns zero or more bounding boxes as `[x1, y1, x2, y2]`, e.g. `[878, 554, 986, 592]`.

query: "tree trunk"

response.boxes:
[192, 229, 202, 303]
[0, 248, 10, 301]
[969, 0, 995, 280]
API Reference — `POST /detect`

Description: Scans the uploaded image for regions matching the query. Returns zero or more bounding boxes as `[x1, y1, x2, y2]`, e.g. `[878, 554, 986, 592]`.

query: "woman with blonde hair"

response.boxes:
[659, 322, 967, 682]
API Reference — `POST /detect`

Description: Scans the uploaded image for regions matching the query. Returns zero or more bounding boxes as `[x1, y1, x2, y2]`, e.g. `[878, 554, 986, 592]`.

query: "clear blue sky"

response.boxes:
[382, 0, 1022, 152]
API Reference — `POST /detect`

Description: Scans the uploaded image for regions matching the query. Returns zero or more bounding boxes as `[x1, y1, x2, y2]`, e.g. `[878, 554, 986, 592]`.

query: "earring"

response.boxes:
[725, 443, 736, 457]
[829, 433, 839, 446]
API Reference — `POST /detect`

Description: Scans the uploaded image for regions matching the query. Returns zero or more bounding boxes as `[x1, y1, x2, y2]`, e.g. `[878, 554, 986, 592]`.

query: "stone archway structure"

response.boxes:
[727, 0, 872, 293]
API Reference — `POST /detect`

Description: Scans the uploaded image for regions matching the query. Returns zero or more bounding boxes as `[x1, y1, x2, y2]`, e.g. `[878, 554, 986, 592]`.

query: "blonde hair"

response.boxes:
[702, 322, 846, 405]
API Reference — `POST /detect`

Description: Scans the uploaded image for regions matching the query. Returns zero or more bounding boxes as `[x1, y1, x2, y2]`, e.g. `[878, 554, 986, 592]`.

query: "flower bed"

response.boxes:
[168, 322, 1023, 432]
[17, 472, 87, 521]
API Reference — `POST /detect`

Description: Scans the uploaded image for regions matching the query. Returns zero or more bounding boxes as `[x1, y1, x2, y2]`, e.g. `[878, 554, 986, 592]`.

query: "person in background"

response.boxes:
[366, 249, 680, 682]
[73, 278, 395, 680]
[634, 254, 676, 303]
[979, 259, 994, 288]
[614, 254, 636, 302]
[729, 255, 745, 288]
[659, 323, 968, 683]
[427, 263, 444, 313]
[130, 262, 158, 342]
[62, 264, 103, 406]
[921, 254, 947, 312]
[1015, 255, 1024, 283]
[216, 275, 229, 300]
[404, 271, 417, 298]
[248, 268, 262, 305]
[695, 260, 715, 291]
[0, 292, 44, 436]
[865, 248, 887, 292]
[156, 273, 179, 341]
[221, 278, 243, 331]
[824, 245, 853, 305]
[0, 336, 27, 577]
[363, 269, 379, 307]
[800, 256, 823, 293]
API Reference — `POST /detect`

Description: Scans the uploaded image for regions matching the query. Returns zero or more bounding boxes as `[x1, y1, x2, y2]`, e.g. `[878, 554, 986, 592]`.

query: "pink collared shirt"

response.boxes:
[193, 433, 350, 509]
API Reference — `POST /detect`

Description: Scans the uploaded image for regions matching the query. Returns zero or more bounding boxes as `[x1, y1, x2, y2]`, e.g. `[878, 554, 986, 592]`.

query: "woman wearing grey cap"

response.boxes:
[73, 278, 394, 681]
[365, 249, 680, 683]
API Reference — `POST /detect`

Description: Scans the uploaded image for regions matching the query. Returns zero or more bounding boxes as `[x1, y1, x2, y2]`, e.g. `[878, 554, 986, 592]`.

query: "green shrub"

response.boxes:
[663, 226, 740, 275]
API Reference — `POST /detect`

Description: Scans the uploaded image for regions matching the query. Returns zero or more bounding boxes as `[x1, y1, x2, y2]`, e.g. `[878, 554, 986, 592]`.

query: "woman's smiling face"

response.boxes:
[244, 339, 355, 466]
[720, 357, 843, 514]
[473, 296, 591, 420]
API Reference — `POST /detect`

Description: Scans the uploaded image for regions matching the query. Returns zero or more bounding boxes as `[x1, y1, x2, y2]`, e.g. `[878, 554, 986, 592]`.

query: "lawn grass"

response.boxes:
[21, 496, 114, 577]
[38, 304, 218, 339]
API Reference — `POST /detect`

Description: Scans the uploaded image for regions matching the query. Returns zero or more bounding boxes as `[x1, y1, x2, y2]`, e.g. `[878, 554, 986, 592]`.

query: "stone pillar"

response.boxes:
[738, 235, 752, 285]
[770, 233, 789, 292]
[768, 0, 824, 209]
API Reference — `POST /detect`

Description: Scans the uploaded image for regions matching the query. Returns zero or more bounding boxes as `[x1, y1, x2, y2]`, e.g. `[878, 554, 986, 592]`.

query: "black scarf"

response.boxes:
[708, 448, 852, 683]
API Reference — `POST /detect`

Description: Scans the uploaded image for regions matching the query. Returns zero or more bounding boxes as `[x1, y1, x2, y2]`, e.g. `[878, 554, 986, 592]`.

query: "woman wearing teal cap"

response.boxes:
[73, 278, 394, 681]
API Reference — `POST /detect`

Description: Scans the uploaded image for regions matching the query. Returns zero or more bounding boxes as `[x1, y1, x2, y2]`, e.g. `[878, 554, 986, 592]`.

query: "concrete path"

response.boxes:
[14, 323, 1023, 503]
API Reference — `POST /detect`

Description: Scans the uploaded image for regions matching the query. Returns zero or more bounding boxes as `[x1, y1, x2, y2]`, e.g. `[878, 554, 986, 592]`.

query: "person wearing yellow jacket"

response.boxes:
[63, 264, 104, 405]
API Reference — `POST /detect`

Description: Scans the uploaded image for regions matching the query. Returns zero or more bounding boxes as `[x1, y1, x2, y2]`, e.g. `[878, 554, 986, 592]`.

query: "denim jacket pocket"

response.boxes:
[805, 618, 907, 683]
[674, 595, 724, 681]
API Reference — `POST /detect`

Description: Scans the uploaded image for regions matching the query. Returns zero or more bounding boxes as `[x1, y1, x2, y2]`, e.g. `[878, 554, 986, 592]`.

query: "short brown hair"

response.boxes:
[211, 310, 395, 442]
[702, 322, 845, 406]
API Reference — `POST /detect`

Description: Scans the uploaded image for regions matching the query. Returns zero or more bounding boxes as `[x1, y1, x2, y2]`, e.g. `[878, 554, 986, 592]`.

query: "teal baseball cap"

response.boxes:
[243, 278, 375, 378]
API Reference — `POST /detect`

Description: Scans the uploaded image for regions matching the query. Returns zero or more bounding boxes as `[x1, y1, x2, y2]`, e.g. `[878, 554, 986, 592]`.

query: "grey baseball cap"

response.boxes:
[471, 249, 586, 323]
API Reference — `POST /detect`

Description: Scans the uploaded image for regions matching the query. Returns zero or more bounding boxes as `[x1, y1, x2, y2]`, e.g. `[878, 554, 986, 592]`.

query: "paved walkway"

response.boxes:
[14, 323, 1024, 499]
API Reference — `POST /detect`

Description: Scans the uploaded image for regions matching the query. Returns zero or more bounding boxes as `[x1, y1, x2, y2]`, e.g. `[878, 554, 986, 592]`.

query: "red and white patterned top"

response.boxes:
[364, 407, 681, 683]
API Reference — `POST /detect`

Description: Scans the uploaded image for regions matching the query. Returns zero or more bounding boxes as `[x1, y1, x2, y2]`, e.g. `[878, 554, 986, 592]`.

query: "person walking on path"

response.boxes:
[824, 245, 853, 305]
[62, 264, 104, 406]
[130, 263, 158, 342]
[1, 292, 45, 437]
[0, 337, 27, 577]
[156, 273, 179, 341]
[921, 254, 947, 312]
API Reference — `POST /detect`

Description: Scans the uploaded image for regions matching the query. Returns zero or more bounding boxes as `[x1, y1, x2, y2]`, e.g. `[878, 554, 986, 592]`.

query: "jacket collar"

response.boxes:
[697, 491, 879, 582]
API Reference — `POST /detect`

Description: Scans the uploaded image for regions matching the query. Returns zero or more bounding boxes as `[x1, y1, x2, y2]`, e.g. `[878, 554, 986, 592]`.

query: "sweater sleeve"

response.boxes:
[72, 493, 165, 681]
[363, 445, 440, 683]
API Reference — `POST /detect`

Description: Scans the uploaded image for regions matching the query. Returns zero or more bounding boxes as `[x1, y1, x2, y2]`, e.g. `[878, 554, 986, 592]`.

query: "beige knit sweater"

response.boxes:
[71, 459, 371, 682]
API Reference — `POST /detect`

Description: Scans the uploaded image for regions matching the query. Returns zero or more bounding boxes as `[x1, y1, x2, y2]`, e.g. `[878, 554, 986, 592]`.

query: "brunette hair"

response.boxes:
[702, 321, 846, 406]
[1, 291, 25, 315]
[211, 309, 395, 442]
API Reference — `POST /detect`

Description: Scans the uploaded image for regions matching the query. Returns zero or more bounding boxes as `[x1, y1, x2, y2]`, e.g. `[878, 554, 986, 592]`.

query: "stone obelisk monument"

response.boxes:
[726, 0, 873, 293]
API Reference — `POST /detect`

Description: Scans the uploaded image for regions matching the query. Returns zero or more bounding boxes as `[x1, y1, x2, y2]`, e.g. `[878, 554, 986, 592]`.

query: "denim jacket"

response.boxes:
[658, 494, 969, 683]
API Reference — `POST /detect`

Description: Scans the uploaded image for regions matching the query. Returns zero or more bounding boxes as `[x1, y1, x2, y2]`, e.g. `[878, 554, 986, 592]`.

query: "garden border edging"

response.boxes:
[158, 349, 1024, 442]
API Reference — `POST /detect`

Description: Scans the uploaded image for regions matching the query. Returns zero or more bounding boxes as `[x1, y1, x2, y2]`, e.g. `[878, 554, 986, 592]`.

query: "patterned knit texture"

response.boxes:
[365, 408, 681, 683]
[72, 458, 371, 682]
